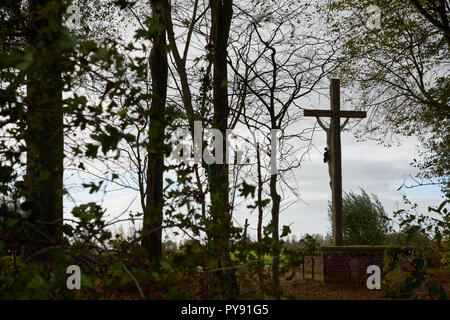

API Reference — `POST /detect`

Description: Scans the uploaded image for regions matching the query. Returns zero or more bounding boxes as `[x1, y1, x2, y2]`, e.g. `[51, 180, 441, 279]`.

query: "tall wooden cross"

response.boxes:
[304, 79, 366, 246]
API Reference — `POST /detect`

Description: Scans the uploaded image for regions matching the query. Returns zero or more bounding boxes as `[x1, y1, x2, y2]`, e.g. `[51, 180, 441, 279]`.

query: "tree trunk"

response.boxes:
[302, 254, 305, 279]
[142, 0, 168, 260]
[270, 173, 281, 296]
[256, 143, 264, 299]
[24, 0, 64, 260]
[208, 0, 236, 299]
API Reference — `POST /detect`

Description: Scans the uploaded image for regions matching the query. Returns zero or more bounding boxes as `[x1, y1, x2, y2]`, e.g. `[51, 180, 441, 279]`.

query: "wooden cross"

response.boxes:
[304, 79, 366, 246]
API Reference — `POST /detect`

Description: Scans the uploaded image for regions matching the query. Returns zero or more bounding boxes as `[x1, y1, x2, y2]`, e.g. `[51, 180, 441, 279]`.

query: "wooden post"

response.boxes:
[243, 218, 249, 249]
[330, 79, 343, 246]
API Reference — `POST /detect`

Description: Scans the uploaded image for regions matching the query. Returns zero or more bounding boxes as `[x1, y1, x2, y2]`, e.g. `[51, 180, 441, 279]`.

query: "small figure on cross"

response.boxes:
[323, 147, 330, 163]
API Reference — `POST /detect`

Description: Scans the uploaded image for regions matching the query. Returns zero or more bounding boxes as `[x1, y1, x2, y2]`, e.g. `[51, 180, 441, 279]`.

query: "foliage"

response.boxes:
[299, 234, 320, 255]
[393, 194, 450, 256]
[0, 200, 206, 299]
[284, 234, 330, 248]
[382, 267, 411, 298]
[383, 246, 447, 300]
[324, 0, 450, 192]
[328, 188, 390, 245]
[382, 195, 450, 300]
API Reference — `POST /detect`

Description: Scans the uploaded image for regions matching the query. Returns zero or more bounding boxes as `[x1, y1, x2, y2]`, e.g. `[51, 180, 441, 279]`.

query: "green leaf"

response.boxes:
[281, 225, 291, 238]
[63, 224, 74, 236]
[0, 165, 14, 183]
[239, 181, 256, 199]
[85, 144, 99, 158]
[256, 199, 271, 207]
[82, 181, 104, 194]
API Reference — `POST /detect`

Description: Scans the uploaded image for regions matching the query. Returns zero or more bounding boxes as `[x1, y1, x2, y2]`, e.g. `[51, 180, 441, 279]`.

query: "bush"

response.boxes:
[383, 246, 447, 300]
[328, 188, 390, 245]
[441, 236, 450, 268]
[382, 267, 412, 298]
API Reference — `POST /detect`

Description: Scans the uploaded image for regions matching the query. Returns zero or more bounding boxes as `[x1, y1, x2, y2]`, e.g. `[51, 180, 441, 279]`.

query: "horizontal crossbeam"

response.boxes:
[303, 109, 367, 118]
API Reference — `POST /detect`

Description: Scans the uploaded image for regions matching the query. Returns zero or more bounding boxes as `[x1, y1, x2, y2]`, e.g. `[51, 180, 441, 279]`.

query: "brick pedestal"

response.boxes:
[322, 246, 385, 285]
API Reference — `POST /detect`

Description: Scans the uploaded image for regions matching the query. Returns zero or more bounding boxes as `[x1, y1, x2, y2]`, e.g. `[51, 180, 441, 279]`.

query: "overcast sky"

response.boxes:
[64, 113, 445, 244]
[229, 117, 444, 241]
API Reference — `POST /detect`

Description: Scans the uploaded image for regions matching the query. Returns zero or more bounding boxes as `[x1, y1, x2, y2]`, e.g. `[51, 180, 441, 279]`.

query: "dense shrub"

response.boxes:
[383, 246, 447, 299]
[382, 267, 412, 298]
[328, 189, 390, 245]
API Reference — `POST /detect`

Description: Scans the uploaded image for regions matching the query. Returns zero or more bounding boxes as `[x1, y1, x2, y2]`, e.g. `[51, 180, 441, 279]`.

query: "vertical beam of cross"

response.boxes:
[330, 79, 343, 246]
[304, 79, 367, 246]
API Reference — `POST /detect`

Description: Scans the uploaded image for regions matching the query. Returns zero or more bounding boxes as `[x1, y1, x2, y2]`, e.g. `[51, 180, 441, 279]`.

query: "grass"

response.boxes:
[230, 249, 293, 265]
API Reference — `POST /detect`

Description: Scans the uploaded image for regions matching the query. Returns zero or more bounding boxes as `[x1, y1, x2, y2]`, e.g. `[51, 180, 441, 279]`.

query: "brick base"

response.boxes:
[322, 246, 385, 285]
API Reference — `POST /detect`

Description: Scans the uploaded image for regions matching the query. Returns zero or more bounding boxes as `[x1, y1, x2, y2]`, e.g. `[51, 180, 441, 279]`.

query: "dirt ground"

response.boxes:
[239, 256, 450, 300]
